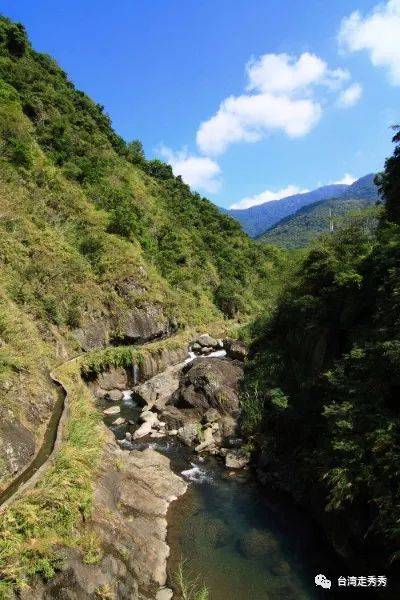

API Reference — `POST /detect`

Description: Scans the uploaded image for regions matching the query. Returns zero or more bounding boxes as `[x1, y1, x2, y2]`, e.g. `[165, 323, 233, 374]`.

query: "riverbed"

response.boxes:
[102, 390, 352, 600]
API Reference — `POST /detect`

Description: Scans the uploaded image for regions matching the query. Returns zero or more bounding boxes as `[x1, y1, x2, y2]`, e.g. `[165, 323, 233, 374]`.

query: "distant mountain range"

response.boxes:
[226, 174, 379, 238]
[258, 190, 378, 249]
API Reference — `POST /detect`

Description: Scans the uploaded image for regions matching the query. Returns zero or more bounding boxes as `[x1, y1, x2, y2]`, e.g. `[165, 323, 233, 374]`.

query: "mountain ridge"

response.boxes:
[226, 174, 377, 237]
[257, 174, 380, 248]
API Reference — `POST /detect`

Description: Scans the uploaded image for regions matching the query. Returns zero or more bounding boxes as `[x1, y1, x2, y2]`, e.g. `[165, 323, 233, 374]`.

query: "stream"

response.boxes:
[101, 384, 357, 600]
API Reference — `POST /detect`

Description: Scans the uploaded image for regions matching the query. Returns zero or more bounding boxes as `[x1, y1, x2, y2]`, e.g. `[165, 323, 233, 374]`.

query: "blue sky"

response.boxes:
[1, 0, 399, 208]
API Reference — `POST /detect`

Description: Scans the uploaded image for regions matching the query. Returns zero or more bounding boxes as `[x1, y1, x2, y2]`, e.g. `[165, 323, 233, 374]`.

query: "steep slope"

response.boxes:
[258, 176, 378, 248]
[227, 183, 349, 236]
[0, 16, 285, 489]
[241, 137, 400, 573]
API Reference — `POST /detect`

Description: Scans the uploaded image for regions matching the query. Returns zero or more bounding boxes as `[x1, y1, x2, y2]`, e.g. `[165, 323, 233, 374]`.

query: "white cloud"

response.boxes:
[158, 146, 222, 193]
[339, 0, 400, 85]
[337, 82, 363, 107]
[333, 173, 356, 185]
[246, 52, 349, 95]
[197, 92, 321, 155]
[196, 52, 350, 156]
[230, 185, 309, 210]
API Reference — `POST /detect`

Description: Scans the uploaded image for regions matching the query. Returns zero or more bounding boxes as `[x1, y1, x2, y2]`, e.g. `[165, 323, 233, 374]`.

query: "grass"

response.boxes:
[173, 560, 209, 600]
[0, 359, 104, 596]
[79, 322, 234, 377]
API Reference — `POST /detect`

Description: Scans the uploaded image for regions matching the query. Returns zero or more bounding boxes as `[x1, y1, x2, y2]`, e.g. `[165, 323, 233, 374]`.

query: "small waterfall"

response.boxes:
[132, 363, 139, 386]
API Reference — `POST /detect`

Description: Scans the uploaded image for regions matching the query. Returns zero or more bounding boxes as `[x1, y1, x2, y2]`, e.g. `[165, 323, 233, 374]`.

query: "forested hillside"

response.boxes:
[227, 183, 348, 237]
[258, 193, 378, 249]
[243, 131, 400, 571]
[0, 15, 285, 487]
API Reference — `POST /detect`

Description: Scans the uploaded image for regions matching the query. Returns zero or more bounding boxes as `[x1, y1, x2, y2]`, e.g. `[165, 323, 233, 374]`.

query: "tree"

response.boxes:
[126, 139, 145, 165]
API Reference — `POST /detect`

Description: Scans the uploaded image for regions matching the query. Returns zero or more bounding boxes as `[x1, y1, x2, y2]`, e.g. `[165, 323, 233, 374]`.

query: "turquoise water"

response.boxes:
[167, 455, 319, 599]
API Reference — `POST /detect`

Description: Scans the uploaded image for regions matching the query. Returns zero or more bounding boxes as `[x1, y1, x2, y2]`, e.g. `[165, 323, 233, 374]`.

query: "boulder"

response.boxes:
[133, 421, 152, 439]
[177, 423, 199, 446]
[156, 588, 173, 600]
[112, 417, 126, 426]
[196, 334, 219, 348]
[195, 427, 215, 452]
[200, 346, 213, 354]
[133, 362, 183, 410]
[239, 529, 279, 559]
[103, 405, 121, 416]
[219, 415, 238, 439]
[140, 410, 159, 425]
[225, 449, 250, 469]
[204, 408, 220, 423]
[160, 406, 201, 430]
[223, 338, 247, 362]
[97, 367, 128, 391]
[107, 389, 123, 402]
[117, 305, 170, 345]
[171, 358, 243, 416]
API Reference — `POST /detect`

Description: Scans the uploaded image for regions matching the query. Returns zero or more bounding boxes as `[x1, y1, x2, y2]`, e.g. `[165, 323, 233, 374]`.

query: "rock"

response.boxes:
[112, 417, 126, 426]
[204, 408, 220, 423]
[91, 385, 107, 398]
[117, 305, 170, 345]
[225, 449, 250, 469]
[223, 338, 247, 362]
[195, 427, 215, 452]
[138, 347, 188, 383]
[133, 361, 183, 410]
[107, 389, 123, 402]
[191, 342, 201, 352]
[140, 410, 159, 425]
[224, 435, 243, 448]
[156, 588, 173, 600]
[196, 334, 219, 348]
[133, 421, 152, 439]
[103, 405, 121, 416]
[150, 431, 166, 438]
[125, 431, 132, 442]
[169, 429, 178, 436]
[211, 422, 219, 431]
[178, 423, 199, 446]
[160, 406, 201, 429]
[219, 448, 229, 457]
[171, 358, 243, 416]
[220, 415, 238, 440]
[239, 529, 279, 559]
[200, 346, 213, 354]
[97, 366, 128, 391]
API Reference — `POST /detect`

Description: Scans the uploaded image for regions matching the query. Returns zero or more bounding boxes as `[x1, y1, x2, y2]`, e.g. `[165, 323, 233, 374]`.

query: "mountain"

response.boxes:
[258, 174, 379, 248]
[227, 175, 378, 237]
[0, 16, 292, 592]
[227, 183, 349, 236]
[241, 135, 400, 572]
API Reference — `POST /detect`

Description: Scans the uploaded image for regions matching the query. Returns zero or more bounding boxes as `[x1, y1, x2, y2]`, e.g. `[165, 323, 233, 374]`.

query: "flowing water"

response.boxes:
[101, 386, 349, 600]
[0, 381, 65, 506]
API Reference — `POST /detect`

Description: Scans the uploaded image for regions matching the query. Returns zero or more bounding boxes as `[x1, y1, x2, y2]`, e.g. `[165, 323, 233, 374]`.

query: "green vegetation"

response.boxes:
[80, 330, 193, 377]
[0, 15, 284, 331]
[0, 360, 103, 595]
[258, 198, 379, 249]
[0, 12, 288, 485]
[173, 560, 209, 600]
[0, 14, 290, 594]
[242, 131, 400, 567]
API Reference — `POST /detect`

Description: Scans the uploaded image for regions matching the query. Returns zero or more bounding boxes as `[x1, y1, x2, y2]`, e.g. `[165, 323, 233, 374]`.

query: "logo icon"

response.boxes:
[315, 574, 332, 589]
